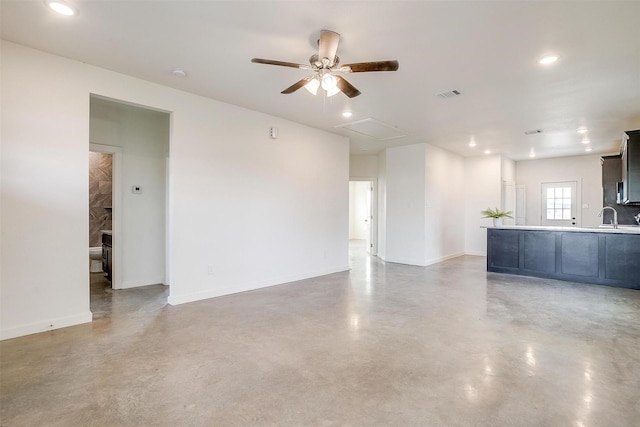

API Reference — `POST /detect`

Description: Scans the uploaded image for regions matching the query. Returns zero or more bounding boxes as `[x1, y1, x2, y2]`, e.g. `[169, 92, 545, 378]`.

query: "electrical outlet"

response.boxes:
[207, 265, 214, 275]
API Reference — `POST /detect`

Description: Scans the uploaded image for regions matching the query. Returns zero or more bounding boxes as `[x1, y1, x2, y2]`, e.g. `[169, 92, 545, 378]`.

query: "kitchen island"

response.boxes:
[486, 225, 640, 290]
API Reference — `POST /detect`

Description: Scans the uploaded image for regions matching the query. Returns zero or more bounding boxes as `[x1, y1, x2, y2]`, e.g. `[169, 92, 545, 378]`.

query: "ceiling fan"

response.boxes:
[251, 30, 399, 98]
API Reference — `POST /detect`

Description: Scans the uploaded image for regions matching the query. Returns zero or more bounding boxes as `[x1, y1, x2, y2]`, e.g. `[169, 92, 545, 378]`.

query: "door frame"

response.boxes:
[349, 177, 378, 255]
[90, 143, 123, 289]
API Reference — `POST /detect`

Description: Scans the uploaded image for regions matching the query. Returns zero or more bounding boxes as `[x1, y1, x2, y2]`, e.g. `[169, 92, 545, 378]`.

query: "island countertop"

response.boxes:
[483, 224, 640, 234]
[486, 226, 640, 290]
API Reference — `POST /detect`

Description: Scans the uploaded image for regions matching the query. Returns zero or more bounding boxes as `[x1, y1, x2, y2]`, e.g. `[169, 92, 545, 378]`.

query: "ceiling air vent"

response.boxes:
[524, 129, 543, 135]
[436, 89, 461, 99]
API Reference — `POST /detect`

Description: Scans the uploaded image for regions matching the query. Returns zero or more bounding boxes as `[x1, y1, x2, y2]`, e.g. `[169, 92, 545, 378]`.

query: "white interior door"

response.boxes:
[541, 181, 578, 227]
[364, 183, 372, 253]
[348, 179, 377, 255]
[515, 185, 526, 225]
[502, 181, 516, 225]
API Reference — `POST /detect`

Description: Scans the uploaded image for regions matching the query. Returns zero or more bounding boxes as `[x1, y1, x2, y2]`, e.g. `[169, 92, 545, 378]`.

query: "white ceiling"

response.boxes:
[2, 0, 639, 160]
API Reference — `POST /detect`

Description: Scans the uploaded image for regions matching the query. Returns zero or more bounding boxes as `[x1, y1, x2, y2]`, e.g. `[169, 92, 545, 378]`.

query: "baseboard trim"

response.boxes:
[117, 278, 166, 289]
[380, 251, 467, 267]
[168, 265, 350, 306]
[382, 257, 428, 267]
[0, 311, 93, 341]
[465, 251, 487, 257]
[424, 251, 466, 266]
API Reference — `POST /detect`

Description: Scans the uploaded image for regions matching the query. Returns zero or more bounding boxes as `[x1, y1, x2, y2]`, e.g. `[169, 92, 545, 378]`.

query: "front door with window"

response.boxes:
[541, 181, 578, 227]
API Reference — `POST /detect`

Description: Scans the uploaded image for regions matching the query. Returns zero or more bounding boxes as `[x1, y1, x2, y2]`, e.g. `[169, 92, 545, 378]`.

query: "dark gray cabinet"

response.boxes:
[621, 130, 640, 204]
[102, 233, 112, 282]
[487, 228, 640, 290]
[601, 154, 640, 224]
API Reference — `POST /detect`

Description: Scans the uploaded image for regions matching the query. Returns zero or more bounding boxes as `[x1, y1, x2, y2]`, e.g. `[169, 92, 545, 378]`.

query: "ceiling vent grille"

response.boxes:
[524, 129, 543, 135]
[436, 89, 461, 99]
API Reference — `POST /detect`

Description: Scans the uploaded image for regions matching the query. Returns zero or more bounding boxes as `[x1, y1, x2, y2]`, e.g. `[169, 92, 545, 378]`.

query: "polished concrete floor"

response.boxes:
[1, 241, 640, 426]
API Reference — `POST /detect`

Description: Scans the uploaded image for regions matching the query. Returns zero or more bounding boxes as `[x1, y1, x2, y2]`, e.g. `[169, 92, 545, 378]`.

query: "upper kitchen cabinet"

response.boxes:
[621, 130, 640, 204]
[601, 154, 639, 224]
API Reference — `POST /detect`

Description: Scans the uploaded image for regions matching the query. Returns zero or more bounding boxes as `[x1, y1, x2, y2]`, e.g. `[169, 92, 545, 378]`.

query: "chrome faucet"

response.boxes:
[598, 206, 618, 229]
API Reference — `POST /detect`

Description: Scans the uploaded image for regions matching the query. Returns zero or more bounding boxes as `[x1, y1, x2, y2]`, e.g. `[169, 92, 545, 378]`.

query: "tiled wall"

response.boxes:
[89, 152, 112, 247]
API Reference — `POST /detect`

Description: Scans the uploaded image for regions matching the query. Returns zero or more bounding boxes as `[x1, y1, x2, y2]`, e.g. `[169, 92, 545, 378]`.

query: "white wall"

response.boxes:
[377, 152, 387, 260]
[379, 143, 465, 266]
[516, 154, 604, 227]
[350, 154, 378, 178]
[0, 41, 349, 340]
[464, 156, 502, 256]
[384, 144, 427, 265]
[424, 144, 465, 264]
[501, 157, 516, 183]
[90, 98, 169, 288]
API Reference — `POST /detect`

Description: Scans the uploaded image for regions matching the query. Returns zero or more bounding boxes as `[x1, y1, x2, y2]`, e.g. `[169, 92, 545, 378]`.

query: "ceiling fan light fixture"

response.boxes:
[304, 78, 320, 95]
[251, 30, 398, 98]
[321, 73, 337, 91]
[326, 85, 341, 97]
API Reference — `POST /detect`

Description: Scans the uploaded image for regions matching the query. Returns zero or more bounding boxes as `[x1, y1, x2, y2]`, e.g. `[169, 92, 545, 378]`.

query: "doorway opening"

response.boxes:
[349, 179, 377, 262]
[89, 95, 170, 319]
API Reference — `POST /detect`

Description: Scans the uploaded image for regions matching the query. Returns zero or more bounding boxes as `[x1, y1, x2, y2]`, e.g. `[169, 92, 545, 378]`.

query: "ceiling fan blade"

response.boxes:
[281, 77, 313, 94]
[341, 60, 399, 73]
[335, 75, 361, 98]
[318, 30, 340, 66]
[251, 58, 310, 70]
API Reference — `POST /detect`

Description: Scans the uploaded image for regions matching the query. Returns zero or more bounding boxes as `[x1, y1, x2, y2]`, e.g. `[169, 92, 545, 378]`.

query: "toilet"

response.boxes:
[89, 247, 103, 273]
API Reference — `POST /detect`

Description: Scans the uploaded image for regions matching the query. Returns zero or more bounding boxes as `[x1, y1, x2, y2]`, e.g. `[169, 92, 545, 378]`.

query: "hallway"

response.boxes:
[2, 250, 639, 426]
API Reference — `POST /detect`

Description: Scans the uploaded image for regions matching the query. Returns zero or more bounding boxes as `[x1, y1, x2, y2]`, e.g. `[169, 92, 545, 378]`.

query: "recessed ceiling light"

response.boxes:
[44, 0, 77, 16]
[581, 139, 591, 144]
[585, 147, 593, 152]
[342, 111, 353, 118]
[484, 150, 492, 155]
[539, 55, 558, 65]
[469, 136, 477, 147]
[529, 151, 536, 158]
[171, 68, 187, 78]
[577, 127, 588, 134]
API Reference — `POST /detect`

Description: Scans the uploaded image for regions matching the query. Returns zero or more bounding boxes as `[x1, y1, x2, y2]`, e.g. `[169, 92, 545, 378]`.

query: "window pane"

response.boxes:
[563, 187, 571, 198]
[555, 209, 563, 218]
[547, 209, 555, 219]
[563, 209, 571, 220]
[563, 199, 571, 209]
[547, 188, 555, 198]
[555, 188, 563, 198]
